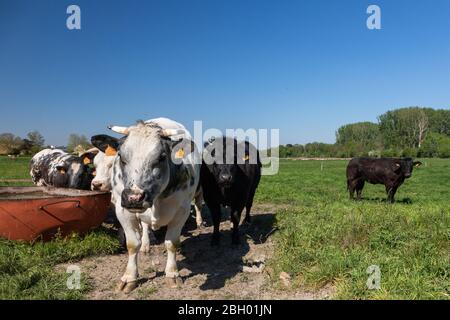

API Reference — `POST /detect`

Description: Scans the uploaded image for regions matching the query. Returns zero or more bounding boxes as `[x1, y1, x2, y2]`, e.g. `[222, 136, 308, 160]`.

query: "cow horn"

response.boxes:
[108, 125, 130, 135]
[160, 128, 185, 137]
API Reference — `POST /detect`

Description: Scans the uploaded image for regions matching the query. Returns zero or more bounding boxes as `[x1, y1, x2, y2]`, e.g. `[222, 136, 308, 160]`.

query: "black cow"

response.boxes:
[201, 137, 262, 245]
[346, 157, 422, 203]
[30, 148, 96, 190]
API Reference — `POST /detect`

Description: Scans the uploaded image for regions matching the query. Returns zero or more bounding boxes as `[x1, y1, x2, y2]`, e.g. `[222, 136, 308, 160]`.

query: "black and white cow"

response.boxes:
[30, 149, 96, 190]
[95, 119, 200, 293]
[89, 118, 204, 255]
[201, 137, 262, 246]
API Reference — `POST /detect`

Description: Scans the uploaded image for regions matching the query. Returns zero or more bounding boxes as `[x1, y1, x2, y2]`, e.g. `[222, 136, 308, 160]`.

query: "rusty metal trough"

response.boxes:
[0, 187, 111, 242]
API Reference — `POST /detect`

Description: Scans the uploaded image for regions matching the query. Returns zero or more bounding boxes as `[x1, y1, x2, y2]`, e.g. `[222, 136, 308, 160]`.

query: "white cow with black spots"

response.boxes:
[94, 119, 201, 292]
[89, 118, 204, 254]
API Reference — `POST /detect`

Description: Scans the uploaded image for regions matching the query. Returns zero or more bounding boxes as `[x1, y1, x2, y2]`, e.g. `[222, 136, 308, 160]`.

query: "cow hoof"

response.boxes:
[196, 222, 204, 229]
[140, 245, 151, 255]
[116, 280, 138, 293]
[165, 276, 183, 288]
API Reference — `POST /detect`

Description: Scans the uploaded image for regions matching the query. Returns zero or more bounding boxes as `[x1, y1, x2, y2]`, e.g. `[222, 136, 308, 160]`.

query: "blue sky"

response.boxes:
[1, 0, 450, 146]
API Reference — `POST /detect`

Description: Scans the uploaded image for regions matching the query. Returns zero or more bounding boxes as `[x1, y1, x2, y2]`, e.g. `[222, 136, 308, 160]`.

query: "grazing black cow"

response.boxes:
[346, 157, 422, 203]
[30, 148, 96, 190]
[201, 137, 262, 246]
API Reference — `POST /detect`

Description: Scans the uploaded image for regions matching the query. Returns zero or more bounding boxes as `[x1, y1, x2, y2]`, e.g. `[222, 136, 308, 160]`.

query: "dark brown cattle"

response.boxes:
[346, 157, 422, 203]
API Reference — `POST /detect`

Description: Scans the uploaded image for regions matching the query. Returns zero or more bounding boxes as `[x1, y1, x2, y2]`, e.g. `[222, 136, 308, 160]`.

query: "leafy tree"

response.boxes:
[67, 134, 90, 153]
[27, 131, 45, 147]
[378, 107, 429, 149]
[0, 133, 23, 155]
[419, 133, 450, 158]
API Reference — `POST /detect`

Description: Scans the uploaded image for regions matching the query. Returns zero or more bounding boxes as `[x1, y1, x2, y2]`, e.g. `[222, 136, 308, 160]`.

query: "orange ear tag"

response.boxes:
[58, 168, 66, 174]
[105, 145, 117, 156]
[83, 157, 91, 165]
[175, 148, 185, 159]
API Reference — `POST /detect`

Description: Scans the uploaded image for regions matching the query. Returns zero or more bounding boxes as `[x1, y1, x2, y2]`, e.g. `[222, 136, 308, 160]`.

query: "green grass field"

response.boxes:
[0, 156, 449, 299]
[256, 159, 450, 299]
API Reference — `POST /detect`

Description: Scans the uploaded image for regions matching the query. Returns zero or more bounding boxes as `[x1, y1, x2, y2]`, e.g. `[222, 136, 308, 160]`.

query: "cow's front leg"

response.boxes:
[140, 222, 151, 254]
[115, 206, 142, 293]
[387, 185, 398, 203]
[164, 206, 190, 287]
[209, 203, 222, 246]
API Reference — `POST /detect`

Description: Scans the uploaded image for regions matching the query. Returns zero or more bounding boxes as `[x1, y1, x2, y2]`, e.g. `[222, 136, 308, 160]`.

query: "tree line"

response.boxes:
[0, 131, 91, 156]
[279, 107, 450, 158]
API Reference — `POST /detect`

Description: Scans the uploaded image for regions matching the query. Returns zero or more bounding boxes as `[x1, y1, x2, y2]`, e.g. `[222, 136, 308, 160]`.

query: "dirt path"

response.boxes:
[62, 206, 333, 300]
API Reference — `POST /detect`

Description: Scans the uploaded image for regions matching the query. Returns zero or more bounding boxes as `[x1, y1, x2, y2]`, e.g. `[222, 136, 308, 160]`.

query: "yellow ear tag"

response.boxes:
[83, 157, 91, 165]
[58, 168, 66, 174]
[105, 145, 117, 156]
[243, 155, 249, 161]
[175, 148, 185, 159]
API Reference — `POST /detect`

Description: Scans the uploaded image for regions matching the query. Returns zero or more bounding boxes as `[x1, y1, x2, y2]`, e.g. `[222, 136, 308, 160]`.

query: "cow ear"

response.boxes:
[392, 162, 401, 172]
[56, 165, 66, 174]
[80, 148, 99, 165]
[91, 135, 119, 155]
[413, 161, 422, 167]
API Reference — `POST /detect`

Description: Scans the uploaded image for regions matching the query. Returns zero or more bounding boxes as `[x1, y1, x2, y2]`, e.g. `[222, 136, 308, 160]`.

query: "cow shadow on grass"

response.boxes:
[177, 209, 276, 291]
[357, 197, 413, 204]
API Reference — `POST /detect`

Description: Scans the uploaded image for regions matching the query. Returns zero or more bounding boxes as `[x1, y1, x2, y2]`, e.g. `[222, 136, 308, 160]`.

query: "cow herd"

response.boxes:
[28, 117, 422, 293]
[29, 117, 262, 292]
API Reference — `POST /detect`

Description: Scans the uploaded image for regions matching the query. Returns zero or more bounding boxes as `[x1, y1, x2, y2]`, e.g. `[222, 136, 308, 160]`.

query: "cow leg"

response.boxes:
[209, 203, 222, 246]
[386, 185, 398, 203]
[348, 180, 356, 200]
[244, 206, 252, 224]
[164, 206, 190, 287]
[231, 208, 243, 246]
[356, 180, 365, 200]
[140, 222, 151, 254]
[115, 206, 142, 293]
[244, 188, 257, 224]
[194, 193, 204, 228]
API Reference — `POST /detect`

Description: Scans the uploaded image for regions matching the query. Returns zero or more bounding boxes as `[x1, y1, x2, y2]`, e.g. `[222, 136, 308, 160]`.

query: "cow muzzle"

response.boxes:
[121, 188, 152, 212]
[91, 180, 108, 192]
[218, 174, 233, 187]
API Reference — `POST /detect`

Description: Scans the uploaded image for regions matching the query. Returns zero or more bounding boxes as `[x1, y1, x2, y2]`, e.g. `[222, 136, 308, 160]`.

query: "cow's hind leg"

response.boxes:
[244, 187, 258, 224]
[164, 205, 190, 287]
[194, 192, 204, 228]
[231, 208, 244, 246]
[115, 206, 142, 293]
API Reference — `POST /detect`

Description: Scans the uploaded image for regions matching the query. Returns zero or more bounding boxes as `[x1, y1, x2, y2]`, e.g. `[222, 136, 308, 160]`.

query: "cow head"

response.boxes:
[203, 137, 241, 188]
[109, 121, 190, 213]
[53, 151, 97, 189]
[89, 135, 121, 192]
[392, 158, 422, 178]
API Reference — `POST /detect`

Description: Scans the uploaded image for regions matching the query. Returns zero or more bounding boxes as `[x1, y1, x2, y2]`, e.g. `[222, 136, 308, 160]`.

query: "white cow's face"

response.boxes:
[117, 123, 172, 213]
[91, 151, 115, 192]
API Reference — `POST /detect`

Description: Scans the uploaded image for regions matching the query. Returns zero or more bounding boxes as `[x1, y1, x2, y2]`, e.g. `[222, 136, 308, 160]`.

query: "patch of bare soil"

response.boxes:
[60, 206, 334, 300]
